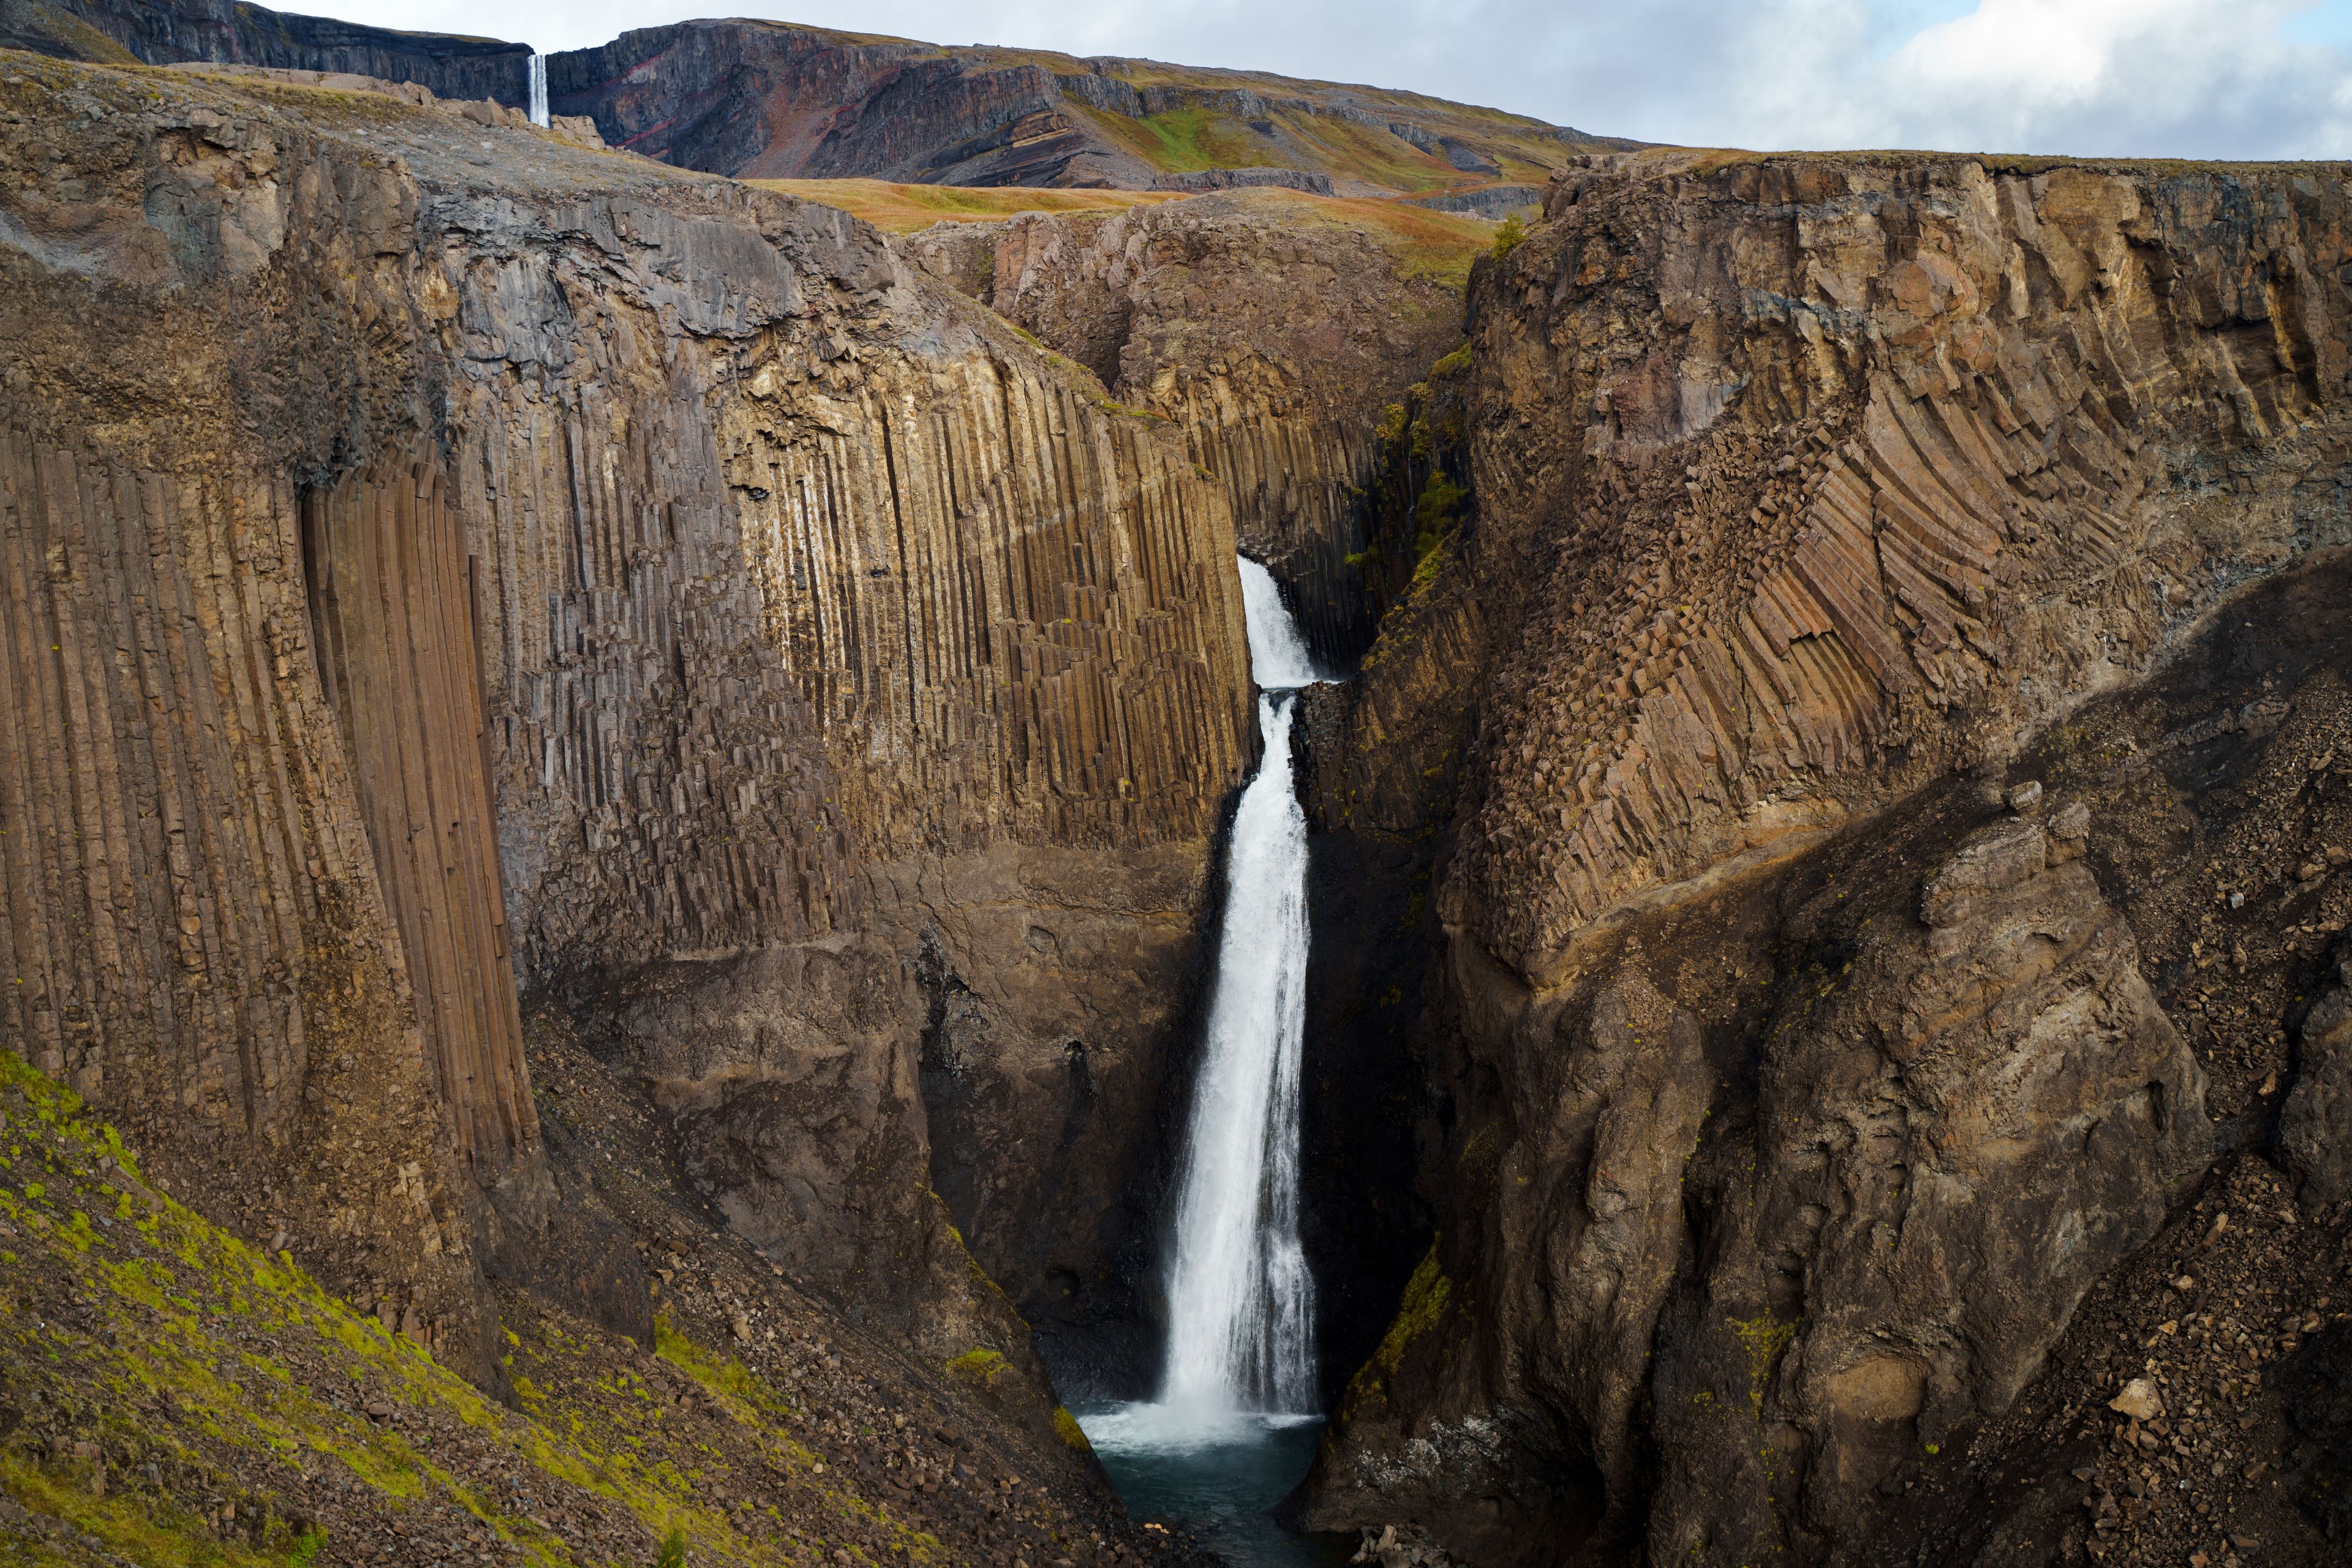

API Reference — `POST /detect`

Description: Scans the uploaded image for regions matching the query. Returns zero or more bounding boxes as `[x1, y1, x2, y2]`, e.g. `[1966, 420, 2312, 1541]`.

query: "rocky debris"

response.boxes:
[1151, 166, 1335, 195]
[1876, 1157, 2352, 1567]
[1354, 1521, 1459, 1565]
[0, 1052, 1209, 1567]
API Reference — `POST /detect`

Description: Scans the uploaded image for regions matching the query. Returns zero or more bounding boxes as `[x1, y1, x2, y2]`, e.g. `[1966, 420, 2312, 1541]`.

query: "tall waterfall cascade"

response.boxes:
[1158, 555, 1325, 1414]
[527, 54, 549, 127]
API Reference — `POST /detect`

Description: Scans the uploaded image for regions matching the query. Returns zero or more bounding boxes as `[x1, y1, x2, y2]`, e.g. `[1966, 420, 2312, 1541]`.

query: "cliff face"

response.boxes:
[0, 50, 1255, 1461]
[1299, 153, 2352, 1564]
[548, 18, 1627, 196]
[4, 0, 532, 104]
[899, 190, 1487, 665]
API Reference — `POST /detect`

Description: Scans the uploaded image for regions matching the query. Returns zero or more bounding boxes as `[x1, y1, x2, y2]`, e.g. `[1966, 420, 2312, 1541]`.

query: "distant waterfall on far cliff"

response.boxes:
[1158, 556, 1323, 1414]
[528, 54, 549, 127]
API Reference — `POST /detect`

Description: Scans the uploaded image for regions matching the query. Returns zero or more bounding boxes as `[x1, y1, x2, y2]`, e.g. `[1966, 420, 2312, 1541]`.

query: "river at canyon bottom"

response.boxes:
[1072, 1403, 1357, 1567]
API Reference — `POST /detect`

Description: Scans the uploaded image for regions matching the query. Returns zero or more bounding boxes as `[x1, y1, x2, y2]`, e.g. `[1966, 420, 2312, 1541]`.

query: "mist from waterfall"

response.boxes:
[528, 54, 549, 127]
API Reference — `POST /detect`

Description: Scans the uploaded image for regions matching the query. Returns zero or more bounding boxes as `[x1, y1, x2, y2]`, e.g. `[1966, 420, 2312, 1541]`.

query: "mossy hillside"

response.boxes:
[0, 1051, 950, 1567]
[746, 178, 1178, 234]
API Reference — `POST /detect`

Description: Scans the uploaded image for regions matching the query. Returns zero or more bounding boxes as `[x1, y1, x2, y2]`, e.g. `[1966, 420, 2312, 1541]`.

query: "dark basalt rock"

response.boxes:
[10, 0, 530, 104]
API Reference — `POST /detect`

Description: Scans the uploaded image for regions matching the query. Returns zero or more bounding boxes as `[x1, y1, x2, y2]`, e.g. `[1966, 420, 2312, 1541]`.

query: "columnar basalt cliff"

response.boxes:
[1297, 153, 2352, 1565]
[895, 189, 1487, 665]
[11, 26, 2352, 1568]
[0, 58, 1257, 1559]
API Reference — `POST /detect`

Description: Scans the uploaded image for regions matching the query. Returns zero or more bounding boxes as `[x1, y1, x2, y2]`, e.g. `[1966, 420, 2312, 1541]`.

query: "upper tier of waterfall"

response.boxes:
[1237, 557, 1319, 691]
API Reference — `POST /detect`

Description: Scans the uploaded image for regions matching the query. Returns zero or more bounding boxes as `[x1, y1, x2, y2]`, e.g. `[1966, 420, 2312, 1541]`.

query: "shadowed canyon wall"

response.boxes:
[1296, 153, 2352, 1565]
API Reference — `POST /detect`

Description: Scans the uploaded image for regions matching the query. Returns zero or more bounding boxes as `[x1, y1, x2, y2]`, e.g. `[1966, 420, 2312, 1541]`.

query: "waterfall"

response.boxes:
[1158, 556, 1322, 1414]
[1237, 556, 1319, 688]
[528, 53, 549, 128]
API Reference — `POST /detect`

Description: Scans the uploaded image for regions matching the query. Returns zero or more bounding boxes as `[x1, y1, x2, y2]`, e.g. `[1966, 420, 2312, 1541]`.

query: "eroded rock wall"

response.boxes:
[1300, 153, 2352, 1564]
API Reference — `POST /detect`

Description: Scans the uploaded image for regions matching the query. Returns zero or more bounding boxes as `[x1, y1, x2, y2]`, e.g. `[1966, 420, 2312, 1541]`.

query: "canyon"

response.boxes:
[0, 11, 2350, 1568]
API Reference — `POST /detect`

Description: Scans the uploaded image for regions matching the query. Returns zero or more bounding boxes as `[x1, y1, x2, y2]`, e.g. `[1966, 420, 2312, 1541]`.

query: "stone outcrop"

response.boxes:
[1297, 150, 2352, 1563]
[1152, 167, 1335, 195]
[1406, 184, 1543, 221]
[2284, 937, 2352, 1202]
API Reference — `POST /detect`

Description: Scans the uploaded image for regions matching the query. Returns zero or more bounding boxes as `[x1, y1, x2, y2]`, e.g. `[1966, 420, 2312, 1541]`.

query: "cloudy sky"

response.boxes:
[328, 0, 2352, 159]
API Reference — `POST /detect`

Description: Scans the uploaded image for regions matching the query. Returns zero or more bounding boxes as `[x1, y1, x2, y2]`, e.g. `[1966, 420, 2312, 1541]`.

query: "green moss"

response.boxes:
[1050, 1407, 1090, 1453]
[0, 1452, 304, 1567]
[1727, 1311, 1798, 1414]
[1430, 342, 1473, 379]
[0, 1051, 951, 1567]
[1373, 1245, 1452, 1376]
[944, 1349, 1008, 1389]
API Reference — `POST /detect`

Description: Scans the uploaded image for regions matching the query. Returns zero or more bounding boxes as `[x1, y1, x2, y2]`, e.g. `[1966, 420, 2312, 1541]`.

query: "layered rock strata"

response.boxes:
[8, 0, 532, 104]
[546, 18, 1624, 193]
[1298, 151, 2352, 1563]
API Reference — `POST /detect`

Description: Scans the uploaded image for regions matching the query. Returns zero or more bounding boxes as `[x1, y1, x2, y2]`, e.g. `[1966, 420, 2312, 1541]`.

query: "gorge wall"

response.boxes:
[1295, 153, 2352, 1566]
[895, 189, 1483, 665]
[0, 50, 1256, 1513]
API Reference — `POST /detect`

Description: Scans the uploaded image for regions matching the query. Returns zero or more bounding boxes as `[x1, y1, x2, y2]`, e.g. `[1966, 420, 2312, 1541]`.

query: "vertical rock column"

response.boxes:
[301, 452, 538, 1183]
[0, 426, 497, 1373]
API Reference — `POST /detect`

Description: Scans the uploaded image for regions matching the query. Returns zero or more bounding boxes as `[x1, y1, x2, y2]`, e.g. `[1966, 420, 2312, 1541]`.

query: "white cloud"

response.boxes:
[323, 0, 2352, 158]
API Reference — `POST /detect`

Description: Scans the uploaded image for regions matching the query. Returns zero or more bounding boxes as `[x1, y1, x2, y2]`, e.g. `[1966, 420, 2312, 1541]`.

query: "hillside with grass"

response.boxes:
[548, 18, 1638, 193]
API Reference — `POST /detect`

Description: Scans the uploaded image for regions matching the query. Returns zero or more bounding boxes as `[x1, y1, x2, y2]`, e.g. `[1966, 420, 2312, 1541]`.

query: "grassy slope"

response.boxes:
[0, 1052, 1072, 1568]
[753, 178, 1494, 292]
[1232, 189, 1499, 288]
[746, 177, 1178, 232]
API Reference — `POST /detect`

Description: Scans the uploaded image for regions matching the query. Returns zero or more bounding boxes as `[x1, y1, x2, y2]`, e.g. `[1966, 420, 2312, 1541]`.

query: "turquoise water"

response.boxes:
[1073, 1403, 1356, 1567]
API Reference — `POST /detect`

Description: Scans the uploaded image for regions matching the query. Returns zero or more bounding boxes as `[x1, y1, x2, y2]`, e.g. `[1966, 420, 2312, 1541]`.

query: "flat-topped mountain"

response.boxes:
[546, 17, 1634, 192]
[5, 0, 1633, 194]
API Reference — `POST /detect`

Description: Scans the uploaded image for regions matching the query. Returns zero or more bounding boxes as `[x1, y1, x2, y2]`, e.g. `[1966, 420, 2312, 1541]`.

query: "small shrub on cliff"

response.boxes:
[1491, 211, 1528, 259]
[654, 1527, 688, 1567]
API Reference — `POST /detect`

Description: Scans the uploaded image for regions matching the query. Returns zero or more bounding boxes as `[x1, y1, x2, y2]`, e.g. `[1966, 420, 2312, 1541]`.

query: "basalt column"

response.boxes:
[300, 454, 537, 1186]
[0, 428, 500, 1377]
